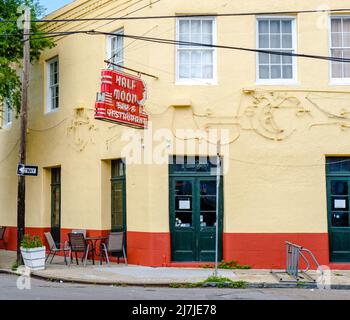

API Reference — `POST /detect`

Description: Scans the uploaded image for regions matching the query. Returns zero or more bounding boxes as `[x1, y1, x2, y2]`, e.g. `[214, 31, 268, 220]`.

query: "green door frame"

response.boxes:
[326, 174, 350, 262]
[111, 160, 127, 247]
[169, 174, 223, 262]
[51, 167, 61, 246]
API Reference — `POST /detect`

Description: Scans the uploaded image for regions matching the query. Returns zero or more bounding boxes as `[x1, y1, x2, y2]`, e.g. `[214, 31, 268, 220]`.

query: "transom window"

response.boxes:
[330, 17, 350, 81]
[47, 57, 59, 112]
[257, 18, 296, 82]
[109, 29, 124, 70]
[176, 17, 216, 84]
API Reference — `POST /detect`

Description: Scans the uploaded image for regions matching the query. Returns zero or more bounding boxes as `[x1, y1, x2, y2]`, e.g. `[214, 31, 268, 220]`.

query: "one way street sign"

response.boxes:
[17, 164, 38, 177]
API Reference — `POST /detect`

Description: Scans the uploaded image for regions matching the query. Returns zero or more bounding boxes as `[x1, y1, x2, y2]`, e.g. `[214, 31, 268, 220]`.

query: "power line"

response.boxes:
[4, 29, 349, 63]
[2, 7, 350, 23]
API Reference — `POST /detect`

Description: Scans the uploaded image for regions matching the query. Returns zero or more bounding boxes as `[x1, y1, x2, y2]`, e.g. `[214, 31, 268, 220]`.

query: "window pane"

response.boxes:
[282, 54, 293, 64]
[202, 65, 213, 78]
[270, 34, 281, 48]
[179, 20, 190, 34]
[259, 52, 269, 64]
[344, 19, 350, 33]
[332, 212, 349, 227]
[191, 20, 201, 33]
[331, 19, 342, 32]
[332, 33, 342, 47]
[259, 35, 269, 48]
[270, 53, 281, 64]
[258, 20, 269, 33]
[344, 33, 350, 47]
[202, 34, 213, 45]
[282, 65, 293, 79]
[331, 181, 349, 195]
[282, 34, 292, 48]
[271, 65, 281, 78]
[331, 49, 343, 78]
[202, 20, 213, 33]
[259, 65, 269, 79]
[191, 51, 201, 65]
[179, 51, 190, 64]
[202, 51, 213, 64]
[191, 65, 201, 78]
[282, 20, 292, 33]
[332, 62, 343, 78]
[191, 33, 201, 44]
[179, 33, 190, 46]
[179, 64, 190, 78]
[270, 20, 280, 33]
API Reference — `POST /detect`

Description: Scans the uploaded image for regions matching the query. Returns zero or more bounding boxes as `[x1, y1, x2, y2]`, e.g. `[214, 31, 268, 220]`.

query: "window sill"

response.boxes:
[175, 80, 218, 86]
[329, 80, 350, 86]
[1, 123, 12, 130]
[45, 108, 60, 115]
[255, 80, 300, 86]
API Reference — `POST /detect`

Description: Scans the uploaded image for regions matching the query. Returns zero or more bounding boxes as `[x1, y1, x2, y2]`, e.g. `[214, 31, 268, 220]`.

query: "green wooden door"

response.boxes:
[51, 168, 61, 246]
[111, 160, 127, 250]
[170, 177, 223, 262]
[327, 177, 350, 262]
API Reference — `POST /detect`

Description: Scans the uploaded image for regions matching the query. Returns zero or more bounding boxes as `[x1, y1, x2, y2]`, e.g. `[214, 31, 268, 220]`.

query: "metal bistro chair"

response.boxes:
[68, 233, 92, 267]
[100, 232, 127, 266]
[0, 227, 6, 249]
[72, 229, 87, 238]
[44, 232, 69, 265]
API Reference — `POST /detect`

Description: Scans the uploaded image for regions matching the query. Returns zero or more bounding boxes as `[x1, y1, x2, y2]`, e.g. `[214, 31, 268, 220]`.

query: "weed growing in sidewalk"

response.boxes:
[202, 260, 251, 270]
[11, 261, 18, 271]
[169, 276, 247, 289]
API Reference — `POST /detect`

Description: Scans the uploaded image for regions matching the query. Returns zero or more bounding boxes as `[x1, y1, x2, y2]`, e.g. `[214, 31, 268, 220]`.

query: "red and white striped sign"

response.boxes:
[95, 69, 148, 129]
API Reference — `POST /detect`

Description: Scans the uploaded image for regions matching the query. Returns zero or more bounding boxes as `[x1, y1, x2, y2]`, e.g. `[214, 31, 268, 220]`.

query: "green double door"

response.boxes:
[327, 177, 350, 262]
[170, 177, 223, 262]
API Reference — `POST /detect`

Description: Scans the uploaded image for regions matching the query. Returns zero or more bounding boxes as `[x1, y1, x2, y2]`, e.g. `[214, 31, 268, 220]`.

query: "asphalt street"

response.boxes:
[0, 273, 349, 300]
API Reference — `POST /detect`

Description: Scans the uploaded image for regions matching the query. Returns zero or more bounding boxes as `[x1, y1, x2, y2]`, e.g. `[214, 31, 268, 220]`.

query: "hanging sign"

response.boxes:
[95, 69, 148, 129]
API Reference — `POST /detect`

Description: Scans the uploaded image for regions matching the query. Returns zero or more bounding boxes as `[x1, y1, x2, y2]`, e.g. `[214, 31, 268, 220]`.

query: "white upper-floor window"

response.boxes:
[3, 99, 12, 128]
[257, 17, 297, 84]
[176, 17, 216, 85]
[108, 29, 124, 70]
[46, 57, 59, 113]
[330, 16, 350, 83]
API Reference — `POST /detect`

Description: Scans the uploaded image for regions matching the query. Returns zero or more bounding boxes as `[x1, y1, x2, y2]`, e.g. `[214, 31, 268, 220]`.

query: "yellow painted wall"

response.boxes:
[1, 0, 349, 234]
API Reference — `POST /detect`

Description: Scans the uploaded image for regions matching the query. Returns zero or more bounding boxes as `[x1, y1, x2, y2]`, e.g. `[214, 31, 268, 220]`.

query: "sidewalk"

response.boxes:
[1, 250, 350, 288]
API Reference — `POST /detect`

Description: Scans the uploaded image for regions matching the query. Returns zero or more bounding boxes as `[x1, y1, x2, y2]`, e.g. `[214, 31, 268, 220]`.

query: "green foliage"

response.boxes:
[201, 261, 251, 270]
[11, 260, 18, 271]
[169, 276, 247, 289]
[20, 234, 43, 248]
[218, 260, 251, 270]
[0, 0, 54, 113]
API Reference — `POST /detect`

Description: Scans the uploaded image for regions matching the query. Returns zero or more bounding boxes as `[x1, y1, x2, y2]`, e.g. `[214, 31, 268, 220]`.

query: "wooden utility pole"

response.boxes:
[17, 7, 30, 265]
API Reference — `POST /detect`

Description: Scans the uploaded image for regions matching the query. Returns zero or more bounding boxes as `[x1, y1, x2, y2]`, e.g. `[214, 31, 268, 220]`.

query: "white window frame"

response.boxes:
[3, 99, 12, 128]
[107, 28, 124, 70]
[175, 17, 217, 86]
[46, 56, 59, 113]
[329, 15, 350, 85]
[256, 16, 298, 85]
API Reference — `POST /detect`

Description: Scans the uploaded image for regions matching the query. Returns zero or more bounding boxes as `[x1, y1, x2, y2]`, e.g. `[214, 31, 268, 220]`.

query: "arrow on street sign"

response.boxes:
[17, 164, 38, 177]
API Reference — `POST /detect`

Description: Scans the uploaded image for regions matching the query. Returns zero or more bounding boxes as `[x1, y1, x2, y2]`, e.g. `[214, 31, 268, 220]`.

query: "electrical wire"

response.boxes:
[2, 7, 350, 23]
[6, 30, 349, 63]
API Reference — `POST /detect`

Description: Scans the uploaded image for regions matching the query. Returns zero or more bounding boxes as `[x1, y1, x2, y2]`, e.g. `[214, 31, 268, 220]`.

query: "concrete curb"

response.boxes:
[1, 268, 350, 289]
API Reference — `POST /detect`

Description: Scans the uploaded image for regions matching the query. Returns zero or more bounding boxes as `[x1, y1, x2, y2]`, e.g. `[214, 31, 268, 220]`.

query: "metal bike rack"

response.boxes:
[271, 241, 323, 283]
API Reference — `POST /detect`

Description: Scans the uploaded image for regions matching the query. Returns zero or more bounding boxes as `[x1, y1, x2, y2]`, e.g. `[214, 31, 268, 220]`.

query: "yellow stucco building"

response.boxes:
[1, 0, 350, 268]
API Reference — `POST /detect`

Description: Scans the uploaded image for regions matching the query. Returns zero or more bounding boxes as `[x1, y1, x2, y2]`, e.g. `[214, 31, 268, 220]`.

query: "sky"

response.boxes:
[39, 0, 74, 15]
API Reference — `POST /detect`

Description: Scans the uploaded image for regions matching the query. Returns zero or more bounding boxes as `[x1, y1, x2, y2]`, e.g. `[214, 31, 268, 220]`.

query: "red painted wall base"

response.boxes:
[1, 227, 349, 269]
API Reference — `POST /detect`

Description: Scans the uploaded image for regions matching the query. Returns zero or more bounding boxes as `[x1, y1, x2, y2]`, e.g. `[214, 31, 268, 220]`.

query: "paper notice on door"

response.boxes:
[334, 199, 346, 209]
[179, 200, 191, 210]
